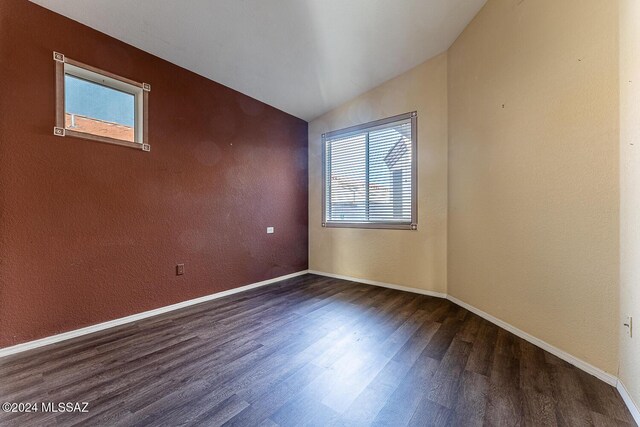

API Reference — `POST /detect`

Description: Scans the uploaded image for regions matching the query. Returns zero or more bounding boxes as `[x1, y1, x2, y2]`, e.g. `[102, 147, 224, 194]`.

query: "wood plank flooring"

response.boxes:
[0, 274, 635, 426]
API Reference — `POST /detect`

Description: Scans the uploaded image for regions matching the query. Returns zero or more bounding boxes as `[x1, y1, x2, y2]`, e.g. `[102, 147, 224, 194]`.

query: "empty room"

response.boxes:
[1, 0, 639, 425]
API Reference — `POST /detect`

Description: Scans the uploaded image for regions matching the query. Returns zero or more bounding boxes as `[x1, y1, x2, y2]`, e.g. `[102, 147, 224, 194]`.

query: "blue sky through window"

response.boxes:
[65, 74, 135, 127]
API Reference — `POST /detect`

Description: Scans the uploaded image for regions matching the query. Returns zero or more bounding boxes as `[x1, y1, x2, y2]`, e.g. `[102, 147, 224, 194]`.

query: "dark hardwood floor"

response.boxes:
[0, 274, 635, 426]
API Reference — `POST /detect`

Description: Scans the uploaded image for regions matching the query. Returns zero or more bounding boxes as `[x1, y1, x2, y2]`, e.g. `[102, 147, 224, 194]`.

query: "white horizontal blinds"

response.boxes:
[325, 115, 414, 225]
[326, 133, 367, 222]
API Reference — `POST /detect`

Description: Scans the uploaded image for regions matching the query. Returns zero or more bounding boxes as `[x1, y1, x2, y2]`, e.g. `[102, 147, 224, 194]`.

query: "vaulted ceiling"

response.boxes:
[31, 0, 487, 121]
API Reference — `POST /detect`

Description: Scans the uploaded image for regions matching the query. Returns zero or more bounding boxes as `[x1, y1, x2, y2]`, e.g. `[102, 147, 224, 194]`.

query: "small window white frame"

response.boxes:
[53, 51, 151, 152]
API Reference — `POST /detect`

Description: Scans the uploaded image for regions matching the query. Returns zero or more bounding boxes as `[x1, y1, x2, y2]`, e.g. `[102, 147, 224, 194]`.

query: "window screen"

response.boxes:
[322, 112, 417, 230]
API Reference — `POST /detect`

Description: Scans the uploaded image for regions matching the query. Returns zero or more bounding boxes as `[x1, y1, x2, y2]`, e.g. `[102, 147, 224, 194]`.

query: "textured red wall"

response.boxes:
[0, 1, 308, 348]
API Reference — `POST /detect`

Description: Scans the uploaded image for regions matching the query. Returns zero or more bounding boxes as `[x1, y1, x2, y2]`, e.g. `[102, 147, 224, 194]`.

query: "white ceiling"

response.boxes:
[31, 0, 486, 121]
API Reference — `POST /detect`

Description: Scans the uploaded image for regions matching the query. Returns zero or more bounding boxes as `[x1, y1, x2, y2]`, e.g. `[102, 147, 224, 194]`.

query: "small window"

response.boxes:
[53, 52, 150, 151]
[322, 112, 417, 230]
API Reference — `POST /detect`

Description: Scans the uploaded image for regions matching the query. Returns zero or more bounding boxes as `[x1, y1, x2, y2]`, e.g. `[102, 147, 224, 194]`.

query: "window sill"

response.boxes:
[54, 127, 150, 151]
[322, 222, 417, 230]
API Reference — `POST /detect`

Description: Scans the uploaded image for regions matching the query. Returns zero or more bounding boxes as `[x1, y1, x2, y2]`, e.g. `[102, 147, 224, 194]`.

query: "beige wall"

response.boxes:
[619, 0, 640, 410]
[309, 0, 621, 376]
[308, 53, 448, 293]
[447, 0, 619, 374]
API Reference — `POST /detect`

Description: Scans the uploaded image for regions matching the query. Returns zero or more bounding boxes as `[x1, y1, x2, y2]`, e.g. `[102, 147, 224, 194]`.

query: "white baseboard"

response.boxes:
[311, 270, 637, 420]
[617, 380, 640, 425]
[309, 269, 618, 387]
[2, 268, 635, 422]
[446, 295, 618, 386]
[307, 270, 447, 299]
[0, 270, 309, 359]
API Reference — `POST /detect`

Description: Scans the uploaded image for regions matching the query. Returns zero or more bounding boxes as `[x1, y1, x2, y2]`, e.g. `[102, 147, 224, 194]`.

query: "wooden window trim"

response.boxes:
[53, 51, 151, 152]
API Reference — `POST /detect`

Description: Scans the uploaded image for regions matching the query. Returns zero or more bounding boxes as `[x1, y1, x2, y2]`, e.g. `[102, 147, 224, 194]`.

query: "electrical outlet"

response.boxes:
[624, 316, 633, 337]
[176, 264, 185, 276]
[267, 227, 274, 234]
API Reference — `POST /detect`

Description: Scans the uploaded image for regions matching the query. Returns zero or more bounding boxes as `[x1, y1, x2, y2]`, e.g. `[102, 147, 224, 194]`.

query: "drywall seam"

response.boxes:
[0, 270, 309, 359]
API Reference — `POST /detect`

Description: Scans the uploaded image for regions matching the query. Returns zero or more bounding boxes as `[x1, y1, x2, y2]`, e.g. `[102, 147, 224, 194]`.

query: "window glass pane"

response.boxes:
[324, 114, 415, 228]
[64, 74, 135, 142]
[328, 133, 367, 221]
[368, 122, 412, 221]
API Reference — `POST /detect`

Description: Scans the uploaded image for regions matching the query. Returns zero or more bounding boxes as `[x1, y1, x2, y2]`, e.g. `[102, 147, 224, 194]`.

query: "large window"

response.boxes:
[322, 112, 417, 230]
[53, 52, 150, 151]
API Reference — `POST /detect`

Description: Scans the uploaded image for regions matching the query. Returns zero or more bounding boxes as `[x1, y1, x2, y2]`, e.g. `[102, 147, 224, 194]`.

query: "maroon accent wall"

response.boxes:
[0, 1, 308, 348]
